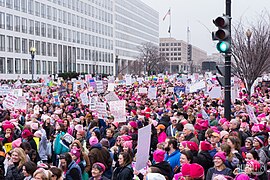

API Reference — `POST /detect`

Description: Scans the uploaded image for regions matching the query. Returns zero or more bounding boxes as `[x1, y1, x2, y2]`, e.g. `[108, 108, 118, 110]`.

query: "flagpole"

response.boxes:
[169, 7, 172, 74]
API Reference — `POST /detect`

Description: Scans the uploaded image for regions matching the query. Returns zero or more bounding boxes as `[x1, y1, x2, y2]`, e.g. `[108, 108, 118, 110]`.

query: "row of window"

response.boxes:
[0, 35, 114, 63]
[160, 42, 182, 47]
[160, 48, 182, 51]
[1, 0, 113, 24]
[0, 57, 114, 75]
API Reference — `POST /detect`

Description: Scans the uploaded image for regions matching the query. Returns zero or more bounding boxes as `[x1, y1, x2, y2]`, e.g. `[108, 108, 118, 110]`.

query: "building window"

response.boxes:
[35, 1, 40, 16]
[48, 61, 52, 74]
[47, 43, 52, 56]
[0, 0, 4, 7]
[53, 25, 57, 39]
[58, 27, 62, 40]
[35, 21, 40, 36]
[14, 0, 20, 10]
[14, 16, 20, 32]
[21, 17, 27, 33]
[42, 60, 47, 74]
[21, 0, 27, 13]
[29, 60, 32, 74]
[15, 58, 21, 74]
[6, 0, 13, 9]
[41, 23, 46, 37]
[22, 59, 28, 74]
[41, 3, 46, 18]
[41, 42, 46, 56]
[63, 28, 67, 41]
[29, 39, 34, 51]
[58, 9, 62, 23]
[6, 14, 13, 30]
[7, 36, 13, 52]
[15, 37, 21, 53]
[22, 38, 27, 53]
[35, 40, 40, 55]
[36, 60, 41, 74]
[77, 48, 80, 59]
[0, 12, 4, 29]
[68, 29, 71, 42]
[53, 43, 57, 57]
[28, 0, 34, 14]
[53, 62, 57, 74]
[7, 58, 13, 74]
[29, 19, 34, 34]
[0, 57, 5, 73]
[47, 24, 52, 38]
[47, 5, 52, 20]
[0, 35, 4, 51]
[53, 8, 57, 21]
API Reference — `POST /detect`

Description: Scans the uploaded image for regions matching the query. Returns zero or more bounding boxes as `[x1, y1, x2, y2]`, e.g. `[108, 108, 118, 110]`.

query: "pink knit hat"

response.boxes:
[89, 136, 99, 146]
[70, 147, 81, 159]
[12, 138, 22, 148]
[93, 162, 106, 172]
[153, 149, 166, 163]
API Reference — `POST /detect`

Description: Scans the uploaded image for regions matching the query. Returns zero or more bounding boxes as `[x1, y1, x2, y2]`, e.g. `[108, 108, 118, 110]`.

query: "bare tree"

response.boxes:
[131, 42, 169, 75]
[232, 13, 270, 95]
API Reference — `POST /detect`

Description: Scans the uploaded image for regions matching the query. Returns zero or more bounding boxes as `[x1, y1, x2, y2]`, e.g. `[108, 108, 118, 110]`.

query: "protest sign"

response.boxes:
[41, 87, 48, 96]
[96, 81, 104, 93]
[96, 102, 107, 119]
[139, 87, 147, 94]
[135, 124, 152, 171]
[24, 92, 30, 99]
[137, 77, 143, 84]
[109, 100, 126, 122]
[34, 105, 40, 114]
[107, 83, 115, 92]
[209, 86, 222, 99]
[12, 89, 23, 96]
[174, 86, 185, 97]
[14, 96, 27, 110]
[105, 92, 119, 102]
[245, 105, 258, 124]
[0, 84, 11, 96]
[4, 143, 12, 153]
[60, 133, 75, 149]
[147, 87, 157, 99]
[14, 80, 22, 88]
[189, 81, 206, 93]
[52, 92, 60, 105]
[80, 92, 89, 105]
[125, 75, 132, 86]
[3, 93, 18, 109]
[89, 96, 97, 110]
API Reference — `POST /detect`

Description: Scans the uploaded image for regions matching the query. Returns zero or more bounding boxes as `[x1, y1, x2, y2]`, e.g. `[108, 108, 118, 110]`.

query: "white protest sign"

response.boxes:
[14, 96, 27, 110]
[137, 77, 143, 84]
[80, 92, 89, 105]
[107, 83, 115, 92]
[41, 87, 48, 96]
[0, 85, 11, 96]
[60, 133, 75, 149]
[245, 104, 258, 124]
[135, 124, 152, 171]
[139, 87, 147, 94]
[209, 86, 222, 99]
[14, 80, 22, 88]
[109, 100, 126, 122]
[12, 89, 23, 96]
[125, 75, 132, 86]
[34, 105, 40, 114]
[96, 102, 107, 119]
[96, 81, 104, 94]
[189, 81, 206, 93]
[147, 87, 157, 99]
[3, 93, 18, 109]
[105, 92, 119, 102]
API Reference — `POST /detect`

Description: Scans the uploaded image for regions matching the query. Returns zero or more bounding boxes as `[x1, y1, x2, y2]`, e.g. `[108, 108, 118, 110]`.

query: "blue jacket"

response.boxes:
[54, 132, 69, 155]
[164, 149, 181, 170]
[66, 161, 82, 180]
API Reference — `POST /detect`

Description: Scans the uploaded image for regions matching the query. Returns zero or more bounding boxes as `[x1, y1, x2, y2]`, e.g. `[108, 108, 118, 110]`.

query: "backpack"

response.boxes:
[46, 140, 52, 158]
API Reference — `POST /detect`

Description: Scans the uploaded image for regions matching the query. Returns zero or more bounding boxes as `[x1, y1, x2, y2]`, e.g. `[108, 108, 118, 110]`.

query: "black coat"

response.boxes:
[152, 161, 173, 180]
[112, 165, 133, 180]
[5, 164, 24, 180]
[197, 150, 214, 175]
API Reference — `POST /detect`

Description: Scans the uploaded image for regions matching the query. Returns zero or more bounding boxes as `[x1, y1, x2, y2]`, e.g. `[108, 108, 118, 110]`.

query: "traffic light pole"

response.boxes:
[224, 0, 231, 120]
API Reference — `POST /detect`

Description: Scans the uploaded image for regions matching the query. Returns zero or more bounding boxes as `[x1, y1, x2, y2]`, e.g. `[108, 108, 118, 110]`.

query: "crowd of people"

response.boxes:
[0, 76, 269, 180]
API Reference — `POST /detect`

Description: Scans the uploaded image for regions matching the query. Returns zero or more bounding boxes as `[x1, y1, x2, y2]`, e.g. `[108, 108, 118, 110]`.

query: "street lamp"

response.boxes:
[246, 29, 252, 49]
[30, 47, 36, 83]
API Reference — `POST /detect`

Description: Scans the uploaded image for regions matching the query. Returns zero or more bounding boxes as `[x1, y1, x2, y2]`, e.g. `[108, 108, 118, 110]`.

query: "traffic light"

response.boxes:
[212, 16, 231, 53]
[216, 65, 225, 87]
[187, 44, 192, 61]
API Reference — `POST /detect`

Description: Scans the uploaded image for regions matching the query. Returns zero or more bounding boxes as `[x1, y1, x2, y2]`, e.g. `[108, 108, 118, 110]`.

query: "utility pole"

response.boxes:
[224, 0, 232, 120]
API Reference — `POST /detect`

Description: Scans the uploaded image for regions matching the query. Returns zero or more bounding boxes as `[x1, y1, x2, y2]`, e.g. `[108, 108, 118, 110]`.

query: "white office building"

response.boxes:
[0, 0, 159, 79]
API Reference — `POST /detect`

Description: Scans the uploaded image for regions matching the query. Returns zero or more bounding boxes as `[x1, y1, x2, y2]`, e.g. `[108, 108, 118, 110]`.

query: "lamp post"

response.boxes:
[30, 47, 36, 83]
[115, 55, 119, 77]
[246, 29, 252, 49]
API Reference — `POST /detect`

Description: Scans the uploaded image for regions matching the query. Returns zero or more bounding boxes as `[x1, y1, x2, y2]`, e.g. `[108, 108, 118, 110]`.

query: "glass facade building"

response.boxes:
[0, 0, 158, 79]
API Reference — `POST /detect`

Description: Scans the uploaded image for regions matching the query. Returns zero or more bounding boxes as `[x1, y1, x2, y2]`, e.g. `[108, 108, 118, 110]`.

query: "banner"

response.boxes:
[139, 87, 147, 94]
[96, 102, 107, 119]
[109, 100, 126, 122]
[105, 92, 119, 102]
[135, 125, 152, 171]
[147, 87, 157, 99]
[14, 96, 27, 110]
[245, 105, 258, 124]
[80, 92, 89, 105]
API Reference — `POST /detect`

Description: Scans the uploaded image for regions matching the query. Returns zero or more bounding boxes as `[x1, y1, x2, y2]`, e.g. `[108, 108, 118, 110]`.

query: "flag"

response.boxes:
[163, 9, 171, 21]
[168, 25, 171, 33]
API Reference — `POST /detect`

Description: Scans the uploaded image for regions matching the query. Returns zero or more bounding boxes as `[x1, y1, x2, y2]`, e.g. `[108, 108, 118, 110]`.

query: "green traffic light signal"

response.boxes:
[216, 41, 230, 53]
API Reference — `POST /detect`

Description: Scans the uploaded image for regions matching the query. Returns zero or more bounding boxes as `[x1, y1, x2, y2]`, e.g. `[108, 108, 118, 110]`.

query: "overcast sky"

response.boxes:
[142, 0, 270, 55]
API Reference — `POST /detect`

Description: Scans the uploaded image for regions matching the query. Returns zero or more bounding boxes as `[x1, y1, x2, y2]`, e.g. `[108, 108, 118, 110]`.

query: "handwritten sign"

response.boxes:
[80, 92, 89, 105]
[96, 102, 107, 119]
[96, 81, 104, 94]
[147, 87, 157, 99]
[245, 105, 258, 124]
[60, 133, 75, 149]
[109, 100, 126, 122]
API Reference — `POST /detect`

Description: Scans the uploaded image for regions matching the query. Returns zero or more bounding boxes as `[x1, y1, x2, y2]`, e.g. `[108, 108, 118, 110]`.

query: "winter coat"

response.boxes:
[111, 164, 133, 180]
[5, 164, 24, 180]
[197, 150, 214, 175]
[65, 161, 82, 180]
[88, 143, 112, 170]
[152, 161, 173, 180]
[54, 131, 69, 155]
[206, 167, 233, 180]
[164, 149, 181, 170]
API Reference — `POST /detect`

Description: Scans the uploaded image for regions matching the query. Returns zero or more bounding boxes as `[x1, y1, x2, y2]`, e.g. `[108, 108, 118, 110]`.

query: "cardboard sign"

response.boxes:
[80, 92, 89, 105]
[109, 100, 126, 122]
[167, 87, 174, 93]
[139, 87, 147, 94]
[245, 105, 258, 124]
[147, 87, 157, 99]
[96, 102, 107, 119]
[135, 125, 152, 171]
[105, 92, 119, 102]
